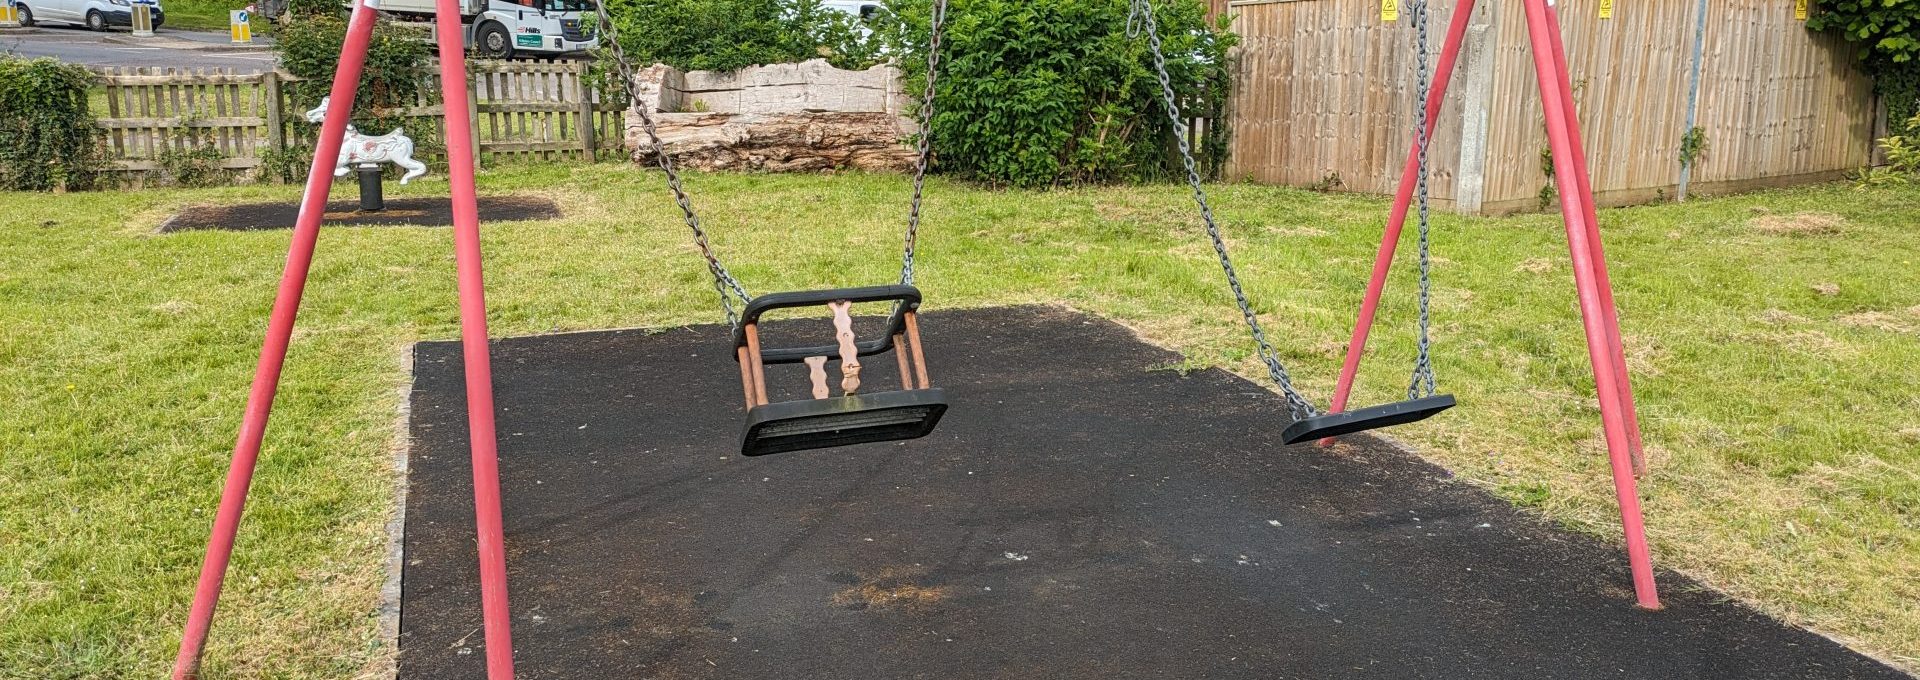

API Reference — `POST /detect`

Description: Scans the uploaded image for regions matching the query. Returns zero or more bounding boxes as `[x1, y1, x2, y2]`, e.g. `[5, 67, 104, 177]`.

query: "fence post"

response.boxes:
[467, 67, 482, 168]
[1452, 0, 1498, 214]
[578, 64, 596, 159]
[264, 70, 285, 179]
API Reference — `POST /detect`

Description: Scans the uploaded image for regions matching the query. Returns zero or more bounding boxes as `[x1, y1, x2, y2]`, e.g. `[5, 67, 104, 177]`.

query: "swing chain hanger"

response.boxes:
[1129, 0, 1318, 419]
[1129, 0, 1440, 419]
[901, 0, 950, 287]
[591, 0, 948, 326]
[1407, 0, 1439, 400]
[592, 0, 752, 323]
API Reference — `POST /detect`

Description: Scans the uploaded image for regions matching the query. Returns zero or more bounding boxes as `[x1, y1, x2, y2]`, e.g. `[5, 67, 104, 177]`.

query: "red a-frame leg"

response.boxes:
[1324, 0, 1660, 609]
[1520, 0, 1659, 609]
[171, 0, 519, 676]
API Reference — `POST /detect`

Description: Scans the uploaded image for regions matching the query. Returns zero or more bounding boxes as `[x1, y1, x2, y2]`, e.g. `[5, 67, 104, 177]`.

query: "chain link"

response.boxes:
[900, 0, 950, 286]
[592, 0, 751, 324]
[1406, 0, 1438, 399]
[1129, 0, 1317, 419]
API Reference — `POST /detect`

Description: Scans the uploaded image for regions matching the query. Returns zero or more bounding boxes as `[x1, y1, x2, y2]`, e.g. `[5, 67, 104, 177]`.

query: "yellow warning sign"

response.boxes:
[1600, 0, 1614, 19]
[1381, 0, 1398, 22]
[230, 9, 252, 43]
[1794, 0, 1809, 21]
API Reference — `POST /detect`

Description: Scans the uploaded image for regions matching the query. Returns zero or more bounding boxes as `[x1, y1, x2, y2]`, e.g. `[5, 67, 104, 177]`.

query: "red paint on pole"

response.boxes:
[1521, 0, 1659, 610]
[434, 0, 517, 673]
[171, 1, 381, 677]
[1322, 0, 1477, 446]
[1541, 1, 1647, 476]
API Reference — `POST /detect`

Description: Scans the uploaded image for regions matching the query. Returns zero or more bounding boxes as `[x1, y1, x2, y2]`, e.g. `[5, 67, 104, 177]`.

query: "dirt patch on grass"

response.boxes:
[1748, 211, 1847, 236]
[1836, 311, 1916, 334]
[1756, 309, 1809, 325]
[1515, 257, 1556, 274]
[1812, 282, 1842, 296]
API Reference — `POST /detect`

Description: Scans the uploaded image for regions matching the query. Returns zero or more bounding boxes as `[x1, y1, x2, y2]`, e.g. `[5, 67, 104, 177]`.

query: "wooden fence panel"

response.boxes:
[94, 59, 623, 182]
[1225, 0, 1469, 203]
[1225, 0, 1877, 213]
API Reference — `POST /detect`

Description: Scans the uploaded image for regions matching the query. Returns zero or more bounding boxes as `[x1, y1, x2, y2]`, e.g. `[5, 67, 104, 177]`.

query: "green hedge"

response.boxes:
[604, 0, 872, 72]
[0, 56, 105, 192]
[882, 0, 1236, 187]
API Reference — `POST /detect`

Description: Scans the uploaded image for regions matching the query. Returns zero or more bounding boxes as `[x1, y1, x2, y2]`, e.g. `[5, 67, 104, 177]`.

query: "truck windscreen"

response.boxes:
[539, 0, 591, 11]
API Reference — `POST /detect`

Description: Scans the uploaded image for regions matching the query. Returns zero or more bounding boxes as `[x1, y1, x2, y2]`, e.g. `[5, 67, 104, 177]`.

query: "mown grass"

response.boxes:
[156, 0, 239, 32]
[1, 164, 1917, 677]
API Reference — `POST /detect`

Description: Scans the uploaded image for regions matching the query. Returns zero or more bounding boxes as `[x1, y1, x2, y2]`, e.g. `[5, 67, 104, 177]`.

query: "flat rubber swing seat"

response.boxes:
[743, 389, 949, 457]
[1280, 394, 1456, 444]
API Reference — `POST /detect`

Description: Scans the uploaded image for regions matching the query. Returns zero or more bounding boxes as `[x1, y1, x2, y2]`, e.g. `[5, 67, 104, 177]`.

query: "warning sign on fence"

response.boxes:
[1380, 0, 1397, 21]
[1600, 0, 1614, 19]
[1794, 0, 1808, 21]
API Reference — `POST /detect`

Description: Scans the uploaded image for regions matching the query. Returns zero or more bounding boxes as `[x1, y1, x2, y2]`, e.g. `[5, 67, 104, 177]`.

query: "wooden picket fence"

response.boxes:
[94, 60, 628, 184]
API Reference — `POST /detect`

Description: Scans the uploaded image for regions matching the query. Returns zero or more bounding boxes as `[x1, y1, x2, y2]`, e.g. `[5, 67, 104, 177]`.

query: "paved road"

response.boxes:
[1, 26, 276, 70]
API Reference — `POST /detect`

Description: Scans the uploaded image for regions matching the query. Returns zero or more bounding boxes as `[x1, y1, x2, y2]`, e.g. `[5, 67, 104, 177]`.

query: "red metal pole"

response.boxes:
[1323, 0, 1477, 444]
[1542, 1, 1647, 476]
[170, 1, 381, 677]
[434, 0, 517, 674]
[1522, 0, 1659, 609]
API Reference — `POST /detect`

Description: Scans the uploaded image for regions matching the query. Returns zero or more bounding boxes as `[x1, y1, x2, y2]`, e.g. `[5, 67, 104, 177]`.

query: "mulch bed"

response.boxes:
[399, 305, 1907, 679]
[158, 195, 562, 232]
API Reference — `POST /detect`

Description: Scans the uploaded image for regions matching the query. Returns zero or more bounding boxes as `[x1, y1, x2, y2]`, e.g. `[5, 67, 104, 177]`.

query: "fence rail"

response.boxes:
[94, 60, 628, 184]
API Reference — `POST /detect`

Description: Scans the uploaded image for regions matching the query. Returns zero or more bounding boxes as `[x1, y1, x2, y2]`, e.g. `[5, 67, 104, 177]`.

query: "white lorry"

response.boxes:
[378, 0, 597, 59]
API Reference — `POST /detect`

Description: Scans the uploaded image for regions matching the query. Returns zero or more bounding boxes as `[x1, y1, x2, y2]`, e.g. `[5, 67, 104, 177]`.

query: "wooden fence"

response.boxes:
[94, 60, 627, 183]
[1222, 0, 1879, 213]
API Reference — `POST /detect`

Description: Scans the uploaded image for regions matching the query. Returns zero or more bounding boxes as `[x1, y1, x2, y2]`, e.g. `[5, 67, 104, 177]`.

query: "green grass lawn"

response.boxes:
[2, 165, 1917, 677]
[157, 0, 242, 32]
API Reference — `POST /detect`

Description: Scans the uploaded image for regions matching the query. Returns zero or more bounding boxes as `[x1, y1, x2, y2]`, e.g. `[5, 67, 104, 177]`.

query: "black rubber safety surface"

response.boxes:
[158, 195, 561, 232]
[401, 306, 1907, 679]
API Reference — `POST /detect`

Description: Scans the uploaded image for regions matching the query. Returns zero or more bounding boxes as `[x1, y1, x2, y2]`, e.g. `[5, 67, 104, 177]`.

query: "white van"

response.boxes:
[819, 0, 879, 21]
[13, 0, 163, 31]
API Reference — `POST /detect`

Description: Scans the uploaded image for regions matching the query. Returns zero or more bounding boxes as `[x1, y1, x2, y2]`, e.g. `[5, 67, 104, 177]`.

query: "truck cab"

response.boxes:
[383, 0, 596, 59]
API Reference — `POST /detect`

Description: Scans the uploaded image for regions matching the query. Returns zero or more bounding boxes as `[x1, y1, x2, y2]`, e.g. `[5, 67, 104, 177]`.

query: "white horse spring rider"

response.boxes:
[304, 96, 428, 184]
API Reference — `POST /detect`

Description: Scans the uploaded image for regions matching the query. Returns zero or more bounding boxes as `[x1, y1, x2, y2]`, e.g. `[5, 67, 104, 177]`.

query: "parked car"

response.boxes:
[13, 0, 163, 30]
[819, 0, 879, 21]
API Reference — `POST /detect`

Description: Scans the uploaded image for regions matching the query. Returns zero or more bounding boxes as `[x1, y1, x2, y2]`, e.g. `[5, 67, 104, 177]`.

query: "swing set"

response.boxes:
[170, 0, 1656, 677]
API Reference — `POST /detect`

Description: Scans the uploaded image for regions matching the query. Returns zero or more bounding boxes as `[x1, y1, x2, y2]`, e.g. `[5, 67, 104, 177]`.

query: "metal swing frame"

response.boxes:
[1320, 0, 1659, 610]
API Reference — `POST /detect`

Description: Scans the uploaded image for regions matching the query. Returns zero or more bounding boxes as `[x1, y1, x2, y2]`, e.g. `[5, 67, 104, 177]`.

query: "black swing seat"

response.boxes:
[732, 284, 948, 456]
[1280, 394, 1455, 445]
[742, 388, 949, 456]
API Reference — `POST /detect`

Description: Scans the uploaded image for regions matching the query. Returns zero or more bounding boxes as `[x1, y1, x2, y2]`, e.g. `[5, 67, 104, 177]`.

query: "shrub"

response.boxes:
[879, 0, 1236, 187]
[604, 0, 873, 72]
[273, 12, 435, 148]
[0, 56, 106, 192]
[1807, 1, 1920, 124]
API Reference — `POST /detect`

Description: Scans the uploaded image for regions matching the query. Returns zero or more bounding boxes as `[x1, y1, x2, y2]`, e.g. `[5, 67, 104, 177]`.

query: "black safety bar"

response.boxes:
[730, 285, 922, 365]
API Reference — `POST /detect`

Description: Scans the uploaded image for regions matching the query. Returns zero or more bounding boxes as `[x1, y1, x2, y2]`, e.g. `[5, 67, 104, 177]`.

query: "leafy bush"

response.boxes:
[880, 0, 1236, 187]
[274, 12, 435, 147]
[604, 0, 874, 72]
[1807, 1, 1920, 123]
[1852, 110, 1920, 188]
[0, 56, 106, 192]
[157, 138, 229, 188]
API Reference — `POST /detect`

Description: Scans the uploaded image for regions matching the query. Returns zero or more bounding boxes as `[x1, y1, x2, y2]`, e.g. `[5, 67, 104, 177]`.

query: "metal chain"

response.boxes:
[899, 0, 950, 286]
[1128, 0, 1317, 419]
[592, 0, 751, 324]
[1406, 0, 1438, 399]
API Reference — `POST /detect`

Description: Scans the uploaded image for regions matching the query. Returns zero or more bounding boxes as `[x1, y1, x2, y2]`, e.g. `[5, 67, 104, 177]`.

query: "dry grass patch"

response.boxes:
[1836, 311, 1916, 334]
[1748, 211, 1847, 236]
